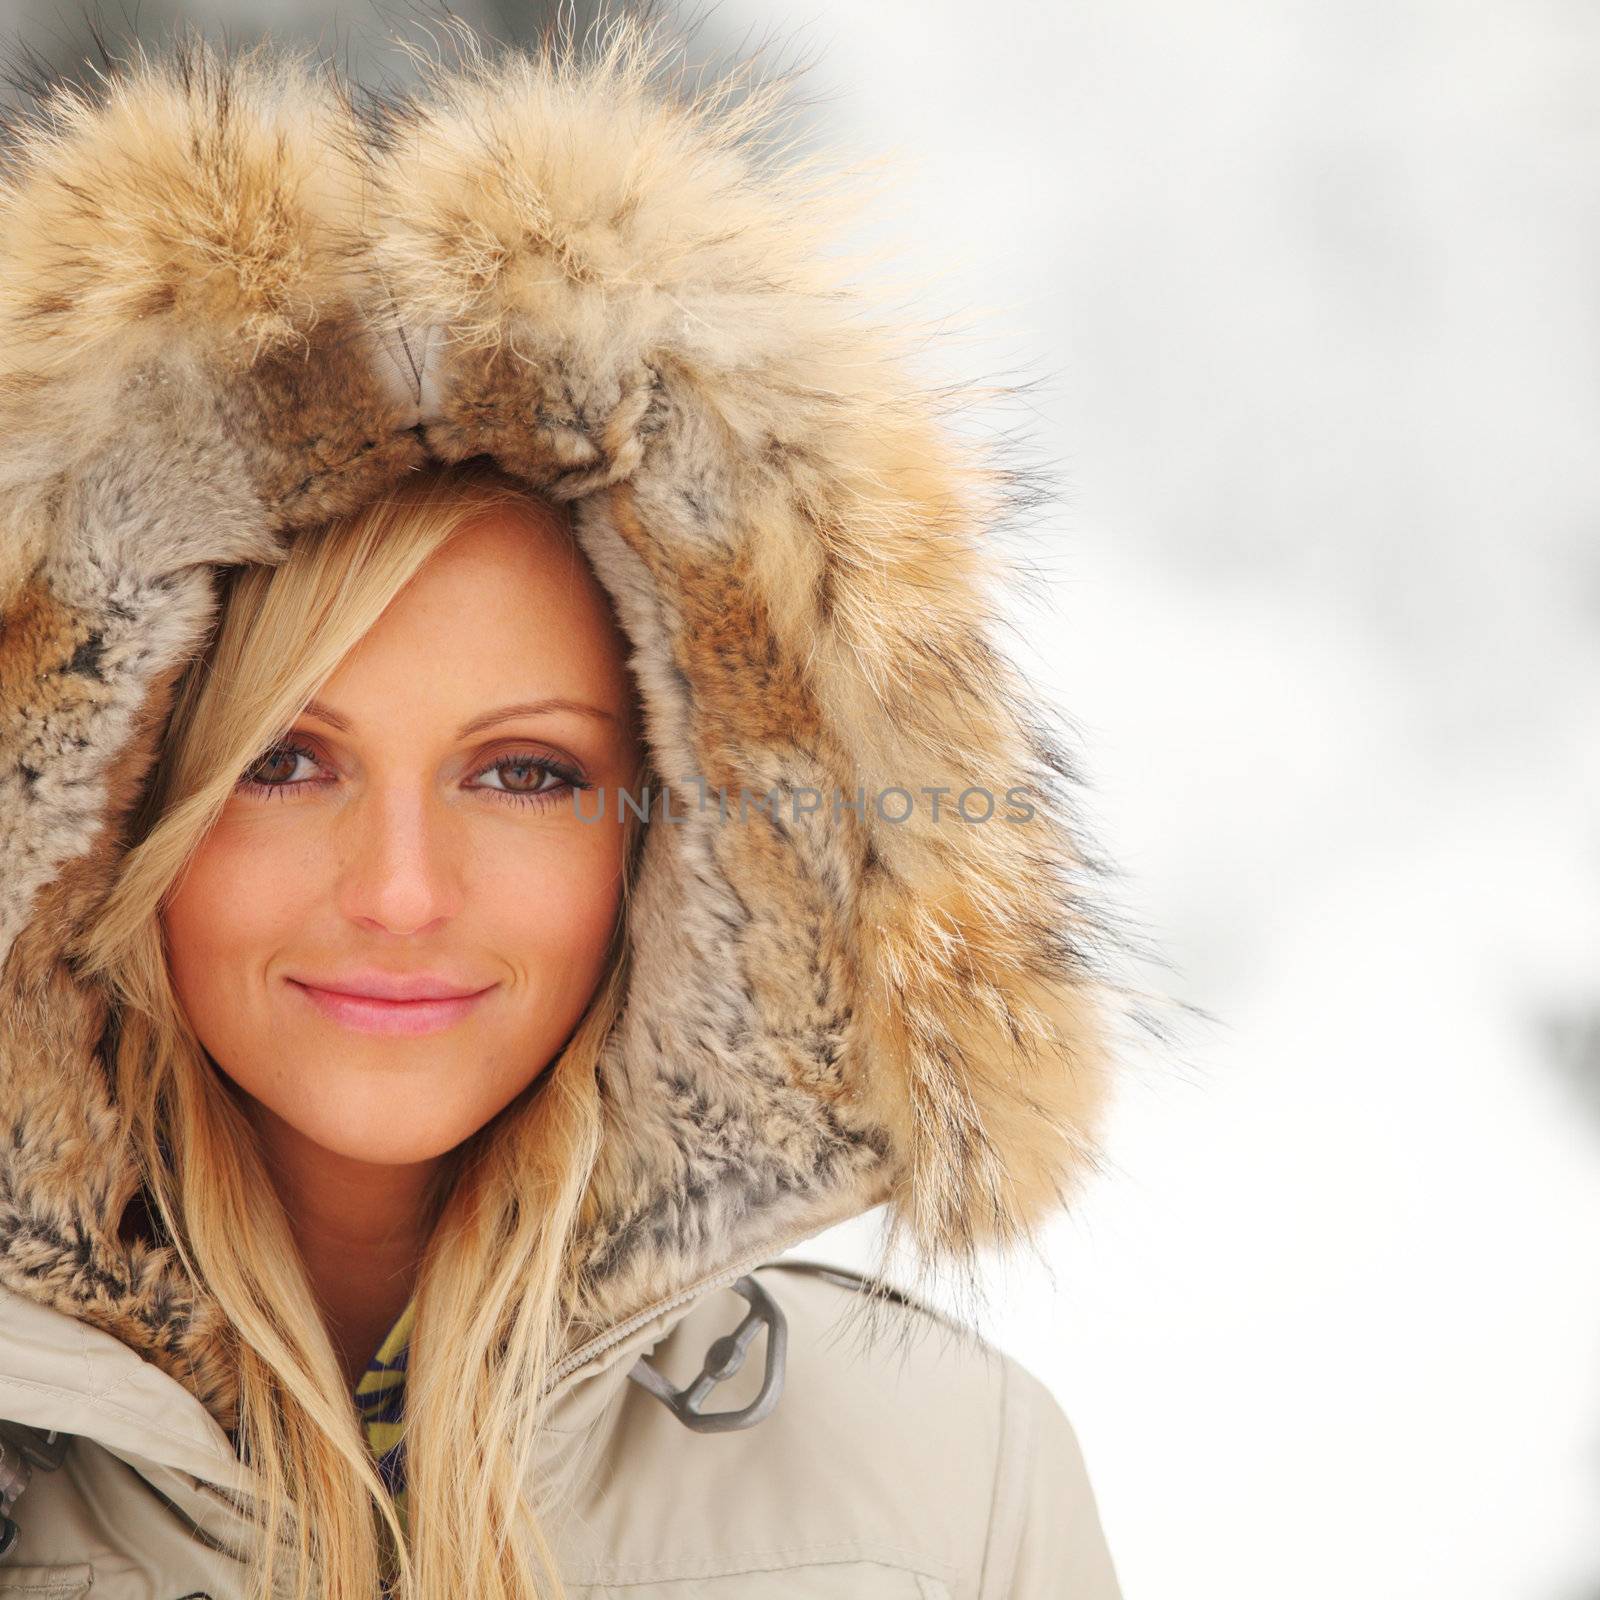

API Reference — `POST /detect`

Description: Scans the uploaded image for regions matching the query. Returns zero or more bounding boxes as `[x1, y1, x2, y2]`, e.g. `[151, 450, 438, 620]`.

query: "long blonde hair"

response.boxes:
[69, 458, 649, 1600]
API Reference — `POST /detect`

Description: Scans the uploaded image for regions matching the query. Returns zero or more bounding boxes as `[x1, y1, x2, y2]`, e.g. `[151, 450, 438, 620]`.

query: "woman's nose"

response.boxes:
[333, 782, 466, 937]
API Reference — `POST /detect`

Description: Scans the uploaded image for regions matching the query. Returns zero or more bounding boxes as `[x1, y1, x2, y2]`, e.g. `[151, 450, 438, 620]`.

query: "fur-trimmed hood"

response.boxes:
[0, 13, 1142, 1463]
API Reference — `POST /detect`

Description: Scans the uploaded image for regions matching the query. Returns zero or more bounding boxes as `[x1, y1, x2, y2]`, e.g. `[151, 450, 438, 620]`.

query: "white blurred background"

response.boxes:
[6, 3, 1596, 1595]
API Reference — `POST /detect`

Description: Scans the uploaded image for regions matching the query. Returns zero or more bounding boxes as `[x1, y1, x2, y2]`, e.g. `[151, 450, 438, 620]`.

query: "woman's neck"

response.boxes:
[243, 1101, 445, 1390]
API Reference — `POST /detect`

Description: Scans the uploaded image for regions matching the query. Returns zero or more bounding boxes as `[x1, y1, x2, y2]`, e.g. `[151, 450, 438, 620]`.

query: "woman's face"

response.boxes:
[161, 499, 640, 1167]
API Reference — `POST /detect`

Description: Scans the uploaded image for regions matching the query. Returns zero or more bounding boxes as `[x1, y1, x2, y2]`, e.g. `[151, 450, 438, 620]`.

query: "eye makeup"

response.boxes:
[235, 740, 591, 812]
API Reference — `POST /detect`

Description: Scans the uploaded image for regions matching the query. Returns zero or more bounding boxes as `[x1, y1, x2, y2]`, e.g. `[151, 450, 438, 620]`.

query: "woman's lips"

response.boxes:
[287, 979, 493, 1037]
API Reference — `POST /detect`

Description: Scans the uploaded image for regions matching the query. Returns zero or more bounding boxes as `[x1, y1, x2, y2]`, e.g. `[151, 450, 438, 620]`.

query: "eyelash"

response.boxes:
[235, 740, 591, 812]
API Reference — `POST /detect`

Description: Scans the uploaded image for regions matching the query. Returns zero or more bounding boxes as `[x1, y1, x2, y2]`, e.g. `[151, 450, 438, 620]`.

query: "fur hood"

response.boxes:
[0, 15, 1144, 1445]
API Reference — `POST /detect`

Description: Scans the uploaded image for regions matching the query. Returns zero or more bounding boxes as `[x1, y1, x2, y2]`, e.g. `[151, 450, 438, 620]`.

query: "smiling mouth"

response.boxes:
[287, 979, 493, 1038]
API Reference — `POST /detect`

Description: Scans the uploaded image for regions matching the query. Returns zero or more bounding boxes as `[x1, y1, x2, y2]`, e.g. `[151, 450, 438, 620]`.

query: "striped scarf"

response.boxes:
[353, 1299, 416, 1539]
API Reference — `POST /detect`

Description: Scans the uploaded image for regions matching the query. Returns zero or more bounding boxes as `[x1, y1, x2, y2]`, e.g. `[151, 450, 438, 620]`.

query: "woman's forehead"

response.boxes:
[310, 519, 636, 728]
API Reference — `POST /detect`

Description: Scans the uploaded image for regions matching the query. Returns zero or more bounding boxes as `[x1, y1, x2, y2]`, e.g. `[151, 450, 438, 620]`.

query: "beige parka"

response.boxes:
[0, 14, 1137, 1597]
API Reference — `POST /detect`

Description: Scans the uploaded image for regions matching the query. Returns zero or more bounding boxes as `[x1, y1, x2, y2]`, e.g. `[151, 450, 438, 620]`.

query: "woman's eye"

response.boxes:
[237, 741, 320, 796]
[471, 754, 590, 808]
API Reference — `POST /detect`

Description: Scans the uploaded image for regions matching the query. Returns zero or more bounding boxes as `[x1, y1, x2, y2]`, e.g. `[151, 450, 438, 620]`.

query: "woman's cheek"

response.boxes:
[165, 813, 317, 999]
[498, 825, 623, 981]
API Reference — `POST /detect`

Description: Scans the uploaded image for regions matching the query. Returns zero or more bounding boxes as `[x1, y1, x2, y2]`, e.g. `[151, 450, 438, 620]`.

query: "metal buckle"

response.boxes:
[0, 1423, 69, 1561]
[627, 1273, 787, 1433]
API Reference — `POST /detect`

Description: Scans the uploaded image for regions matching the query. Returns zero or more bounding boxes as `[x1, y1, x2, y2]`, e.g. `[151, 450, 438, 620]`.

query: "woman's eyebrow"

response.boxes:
[301, 697, 619, 736]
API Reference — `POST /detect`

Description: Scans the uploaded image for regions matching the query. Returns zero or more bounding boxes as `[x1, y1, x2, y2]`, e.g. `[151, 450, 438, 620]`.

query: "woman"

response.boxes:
[0, 14, 1137, 1600]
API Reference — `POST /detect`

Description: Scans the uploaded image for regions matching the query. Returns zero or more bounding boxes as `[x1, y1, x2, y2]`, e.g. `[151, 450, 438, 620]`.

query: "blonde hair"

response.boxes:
[69, 458, 650, 1600]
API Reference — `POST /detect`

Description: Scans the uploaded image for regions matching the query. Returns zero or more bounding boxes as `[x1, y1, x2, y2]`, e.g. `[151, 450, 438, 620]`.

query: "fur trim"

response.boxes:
[0, 15, 1147, 1432]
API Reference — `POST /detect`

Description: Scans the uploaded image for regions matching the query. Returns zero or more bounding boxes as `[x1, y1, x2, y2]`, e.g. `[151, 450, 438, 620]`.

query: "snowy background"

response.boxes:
[6, 3, 1597, 1596]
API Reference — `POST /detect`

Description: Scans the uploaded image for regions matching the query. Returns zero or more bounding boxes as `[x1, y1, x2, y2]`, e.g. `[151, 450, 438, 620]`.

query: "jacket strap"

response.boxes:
[762, 1257, 967, 1331]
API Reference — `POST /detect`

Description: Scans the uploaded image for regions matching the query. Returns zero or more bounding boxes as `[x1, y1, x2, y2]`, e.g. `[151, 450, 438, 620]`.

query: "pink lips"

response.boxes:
[287, 976, 494, 1037]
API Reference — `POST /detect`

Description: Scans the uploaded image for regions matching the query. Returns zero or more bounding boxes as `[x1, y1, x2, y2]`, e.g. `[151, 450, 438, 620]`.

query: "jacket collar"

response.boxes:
[0, 1243, 777, 1560]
